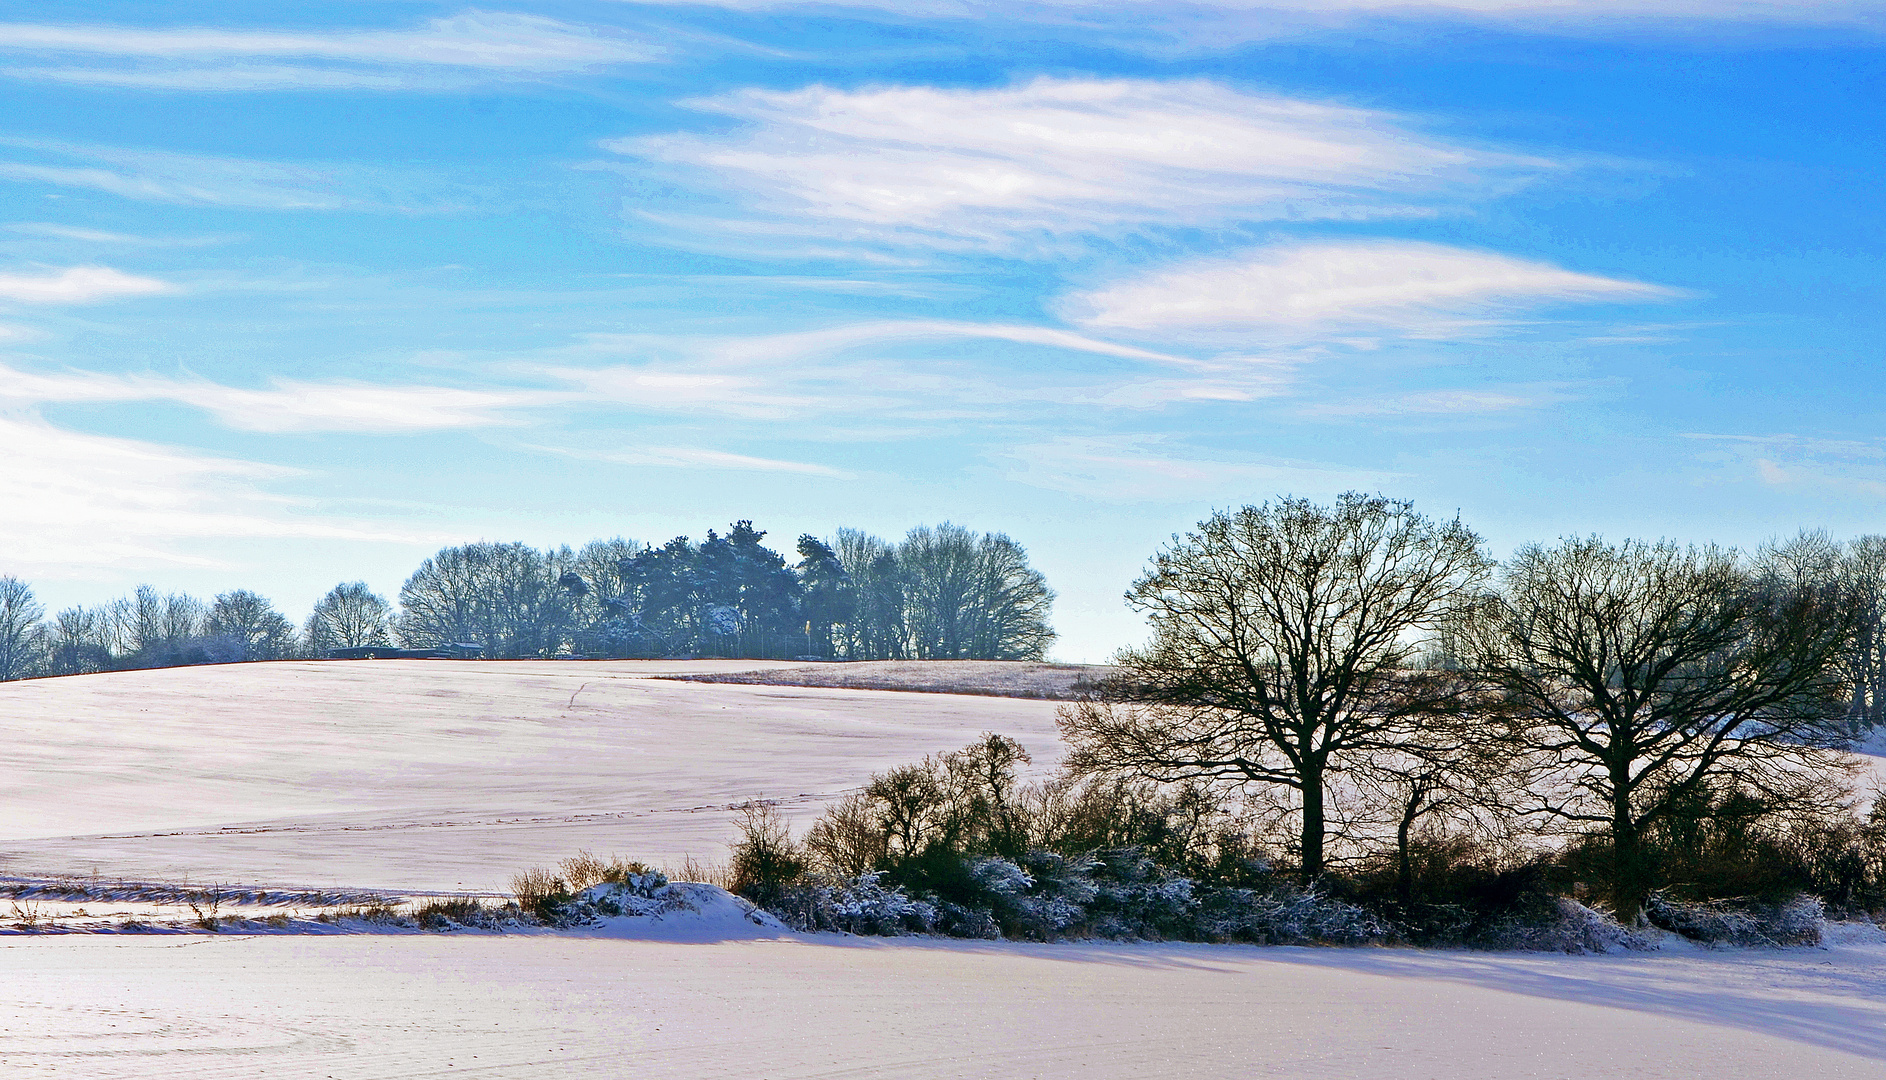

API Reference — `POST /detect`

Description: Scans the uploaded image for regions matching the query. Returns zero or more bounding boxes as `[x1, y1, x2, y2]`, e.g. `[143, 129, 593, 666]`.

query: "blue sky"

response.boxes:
[0, 1, 1881, 661]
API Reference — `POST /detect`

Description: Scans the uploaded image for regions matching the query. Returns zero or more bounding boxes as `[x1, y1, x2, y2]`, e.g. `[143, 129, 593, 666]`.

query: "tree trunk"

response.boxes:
[1300, 769, 1326, 881]
[1611, 793, 1648, 924]
[1396, 796, 1418, 907]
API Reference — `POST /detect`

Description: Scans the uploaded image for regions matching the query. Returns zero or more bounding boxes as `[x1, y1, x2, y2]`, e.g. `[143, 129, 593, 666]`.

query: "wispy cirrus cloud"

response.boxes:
[0, 364, 555, 434]
[0, 11, 657, 92]
[1060, 239, 1684, 340]
[0, 138, 479, 212]
[613, 77, 1549, 250]
[1000, 434, 1396, 502]
[1684, 432, 1886, 501]
[534, 443, 853, 477]
[1, 317, 1205, 437]
[0, 265, 174, 304]
[538, 318, 1221, 419]
[1298, 381, 1589, 418]
[602, 0, 1886, 36]
[0, 413, 421, 577]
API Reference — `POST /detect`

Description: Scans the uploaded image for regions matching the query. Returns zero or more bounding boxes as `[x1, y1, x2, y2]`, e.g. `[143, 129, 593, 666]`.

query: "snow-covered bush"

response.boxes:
[1500, 897, 1659, 953]
[766, 872, 941, 936]
[1645, 892, 1825, 947]
[1194, 884, 1390, 945]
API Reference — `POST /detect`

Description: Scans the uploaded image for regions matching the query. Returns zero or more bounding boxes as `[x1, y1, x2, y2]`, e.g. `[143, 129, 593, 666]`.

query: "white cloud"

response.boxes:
[1299, 382, 1586, 417]
[1683, 432, 1886, 501]
[0, 265, 173, 304]
[601, 0, 1886, 34]
[1001, 434, 1396, 502]
[536, 444, 852, 477]
[7, 222, 156, 243]
[1061, 240, 1681, 338]
[697, 320, 1202, 368]
[0, 12, 656, 92]
[0, 364, 554, 434]
[616, 77, 1547, 247]
[0, 412, 414, 577]
[0, 139, 475, 212]
[539, 318, 1221, 420]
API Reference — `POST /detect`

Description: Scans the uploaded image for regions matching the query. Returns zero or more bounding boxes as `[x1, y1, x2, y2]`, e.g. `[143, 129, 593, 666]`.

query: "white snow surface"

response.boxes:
[9, 662, 1886, 1078]
[2, 931, 1884, 1078]
[0, 660, 1063, 892]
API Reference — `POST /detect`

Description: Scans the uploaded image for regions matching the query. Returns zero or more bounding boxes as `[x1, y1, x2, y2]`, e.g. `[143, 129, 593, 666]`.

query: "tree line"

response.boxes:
[1068, 494, 1885, 924]
[725, 494, 1886, 939]
[0, 520, 1056, 679]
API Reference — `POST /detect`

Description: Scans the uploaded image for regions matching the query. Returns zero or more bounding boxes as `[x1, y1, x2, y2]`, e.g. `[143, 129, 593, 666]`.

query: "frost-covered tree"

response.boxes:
[834, 528, 906, 660]
[304, 581, 393, 654]
[120, 586, 209, 668]
[1759, 530, 1886, 732]
[828, 524, 1055, 661]
[397, 542, 572, 658]
[46, 606, 112, 676]
[205, 590, 300, 661]
[0, 576, 46, 681]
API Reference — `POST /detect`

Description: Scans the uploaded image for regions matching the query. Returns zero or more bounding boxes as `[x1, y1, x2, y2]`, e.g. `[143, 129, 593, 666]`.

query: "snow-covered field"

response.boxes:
[5, 660, 1886, 1079]
[0, 660, 1064, 892]
[4, 930, 1886, 1078]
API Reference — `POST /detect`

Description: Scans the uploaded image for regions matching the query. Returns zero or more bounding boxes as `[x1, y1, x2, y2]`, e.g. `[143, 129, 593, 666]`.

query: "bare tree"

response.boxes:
[1347, 708, 1518, 906]
[553, 537, 643, 640]
[206, 590, 300, 661]
[1756, 530, 1886, 734]
[963, 533, 1056, 662]
[898, 523, 985, 660]
[1843, 536, 1886, 730]
[834, 528, 905, 660]
[1458, 537, 1855, 921]
[46, 606, 111, 675]
[120, 586, 207, 668]
[304, 582, 393, 654]
[0, 576, 45, 681]
[1061, 493, 1491, 879]
[397, 542, 572, 658]
[863, 523, 1056, 659]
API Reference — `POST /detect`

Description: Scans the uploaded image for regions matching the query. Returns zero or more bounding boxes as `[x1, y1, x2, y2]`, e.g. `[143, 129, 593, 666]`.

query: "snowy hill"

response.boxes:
[0, 660, 1064, 892]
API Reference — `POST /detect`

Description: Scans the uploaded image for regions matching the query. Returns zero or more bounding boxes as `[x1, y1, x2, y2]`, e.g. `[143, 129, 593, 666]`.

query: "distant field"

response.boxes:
[659, 659, 1116, 699]
[0, 659, 1064, 893]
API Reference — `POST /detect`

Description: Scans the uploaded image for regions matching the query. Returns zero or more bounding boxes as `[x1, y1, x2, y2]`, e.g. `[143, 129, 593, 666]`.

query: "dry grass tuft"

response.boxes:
[558, 850, 658, 891]
[412, 896, 500, 930]
[668, 854, 733, 890]
[509, 868, 571, 921]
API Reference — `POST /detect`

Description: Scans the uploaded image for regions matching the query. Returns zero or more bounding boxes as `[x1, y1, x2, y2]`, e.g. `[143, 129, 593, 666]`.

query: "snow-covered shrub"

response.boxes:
[933, 900, 1001, 939]
[411, 897, 522, 931]
[767, 872, 940, 936]
[972, 857, 1033, 897]
[1645, 892, 1824, 947]
[1500, 897, 1659, 953]
[560, 851, 666, 894]
[1194, 884, 1390, 945]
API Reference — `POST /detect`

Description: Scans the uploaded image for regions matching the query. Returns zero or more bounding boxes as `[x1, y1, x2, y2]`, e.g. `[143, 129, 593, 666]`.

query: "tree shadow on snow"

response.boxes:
[1249, 944, 1886, 1063]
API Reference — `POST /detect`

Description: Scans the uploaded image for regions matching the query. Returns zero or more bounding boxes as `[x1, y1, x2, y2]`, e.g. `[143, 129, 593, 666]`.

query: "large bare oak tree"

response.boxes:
[1060, 493, 1490, 879]
[1458, 537, 1856, 921]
